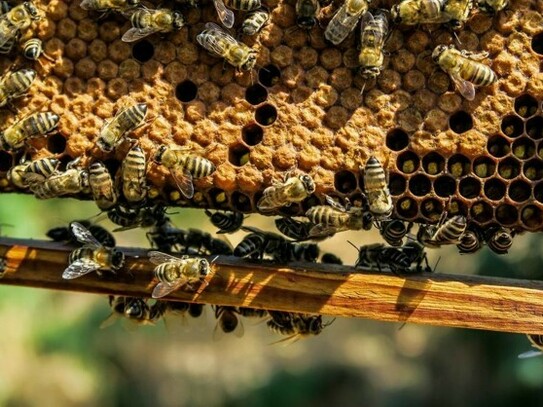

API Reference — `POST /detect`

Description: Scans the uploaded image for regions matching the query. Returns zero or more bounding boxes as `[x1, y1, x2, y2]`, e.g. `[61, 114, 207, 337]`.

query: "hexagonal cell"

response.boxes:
[501, 114, 524, 138]
[487, 135, 510, 158]
[245, 84, 268, 105]
[521, 205, 543, 229]
[231, 191, 253, 212]
[472, 156, 496, 178]
[531, 32, 543, 55]
[483, 178, 506, 200]
[348, 193, 367, 209]
[508, 179, 531, 203]
[458, 177, 481, 199]
[422, 152, 445, 175]
[514, 94, 538, 118]
[259, 65, 281, 87]
[434, 175, 456, 197]
[255, 104, 278, 126]
[385, 128, 409, 151]
[448, 199, 466, 217]
[420, 198, 443, 222]
[497, 157, 521, 179]
[523, 159, 543, 181]
[241, 123, 264, 146]
[228, 144, 250, 166]
[0, 151, 11, 172]
[58, 155, 74, 171]
[132, 40, 154, 63]
[470, 201, 493, 224]
[389, 173, 407, 195]
[396, 151, 420, 174]
[208, 188, 228, 207]
[534, 182, 543, 203]
[47, 133, 67, 154]
[449, 111, 473, 134]
[526, 116, 543, 140]
[176, 80, 198, 103]
[447, 154, 471, 178]
[409, 174, 432, 196]
[511, 137, 535, 159]
[103, 158, 121, 177]
[495, 204, 518, 226]
[334, 170, 357, 194]
[396, 197, 418, 219]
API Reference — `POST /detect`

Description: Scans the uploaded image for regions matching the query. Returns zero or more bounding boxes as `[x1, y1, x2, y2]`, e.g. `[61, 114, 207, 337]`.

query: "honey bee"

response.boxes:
[63, 222, 125, 280]
[519, 334, 543, 359]
[213, 305, 244, 339]
[485, 227, 513, 255]
[354, 242, 411, 274]
[205, 209, 244, 234]
[432, 44, 497, 101]
[0, 2, 41, 50]
[378, 219, 412, 247]
[237, 307, 268, 318]
[196, 22, 258, 72]
[21, 38, 55, 63]
[0, 68, 36, 108]
[320, 252, 343, 265]
[148, 250, 211, 299]
[363, 156, 393, 220]
[390, 0, 445, 25]
[89, 162, 118, 210]
[295, 0, 320, 31]
[324, 0, 371, 45]
[121, 144, 147, 204]
[97, 103, 147, 152]
[100, 296, 154, 329]
[477, 0, 508, 14]
[456, 225, 483, 254]
[47, 220, 116, 248]
[442, 0, 473, 29]
[257, 173, 315, 211]
[240, 8, 269, 36]
[358, 10, 389, 81]
[417, 214, 467, 248]
[0, 111, 59, 152]
[306, 196, 371, 237]
[267, 311, 331, 342]
[8, 156, 59, 189]
[122, 7, 185, 42]
[225, 0, 260, 10]
[153, 144, 216, 199]
[213, 0, 234, 28]
[275, 217, 315, 241]
[80, 0, 140, 12]
[107, 203, 163, 231]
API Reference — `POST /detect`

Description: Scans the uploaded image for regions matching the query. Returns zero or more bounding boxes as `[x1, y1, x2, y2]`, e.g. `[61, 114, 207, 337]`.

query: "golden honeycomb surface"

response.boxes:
[0, 0, 543, 231]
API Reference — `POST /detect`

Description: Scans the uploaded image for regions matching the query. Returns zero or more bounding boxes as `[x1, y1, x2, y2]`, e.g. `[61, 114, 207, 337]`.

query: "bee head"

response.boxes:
[432, 45, 448, 62]
[173, 11, 185, 30]
[97, 138, 114, 153]
[390, 5, 401, 24]
[24, 2, 40, 20]
[307, 316, 323, 334]
[111, 250, 125, 269]
[128, 0, 140, 5]
[198, 259, 210, 276]
[125, 299, 146, 318]
[154, 145, 168, 163]
[241, 53, 257, 72]
[300, 174, 315, 194]
[297, 17, 316, 29]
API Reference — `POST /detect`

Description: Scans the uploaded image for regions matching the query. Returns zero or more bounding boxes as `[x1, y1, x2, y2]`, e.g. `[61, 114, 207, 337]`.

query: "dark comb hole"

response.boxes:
[534, 182, 543, 203]
[228, 144, 250, 167]
[396, 197, 418, 219]
[447, 154, 471, 178]
[279, 204, 302, 216]
[176, 80, 198, 103]
[448, 199, 466, 217]
[422, 152, 445, 175]
[302, 195, 323, 212]
[458, 177, 481, 199]
[521, 205, 543, 229]
[258, 64, 281, 87]
[526, 116, 543, 139]
[532, 32, 543, 55]
[495, 204, 518, 226]
[487, 135, 510, 158]
[0, 151, 11, 172]
[208, 188, 228, 207]
[132, 39, 154, 63]
[241, 123, 264, 146]
[255, 104, 278, 126]
[231, 191, 252, 212]
[498, 157, 521, 179]
[388, 173, 407, 195]
[434, 175, 456, 197]
[511, 137, 535, 159]
[524, 159, 543, 180]
[58, 155, 74, 171]
[47, 133, 66, 154]
[470, 202, 493, 224]
[409, 174, 432, 196]
[514, 94, 538, 118]
[385, 128, 409, 151]
[245, 84, 268, 105]
[334, 170, 357, 194]
[508, 179, 531, 203]
[420, 198, 443, 222]
[396, 151, 420, 174]
[473, 156, 496, 178]
[103, 158, 121, 176]
[484, 178, 506, 200]
[501, 114, 524, 138]
[449, 111, 473, 134]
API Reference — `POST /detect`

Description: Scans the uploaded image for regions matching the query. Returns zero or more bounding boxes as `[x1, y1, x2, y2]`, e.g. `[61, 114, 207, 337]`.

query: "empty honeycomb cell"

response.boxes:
[131, 40, 154, 63]
[448, 199, 466, 216]
[526, 116, 543, 139]
[487, 135, 511, 158]
[397, 151, 420, 174]
[521, 205, 543, 229]
[501, 114, 524, 138]
[47, 134, 67, 154]
[422, 152, 445, 175]
[531, 32, 543, 55]
[386, 128, 409, 152]
[498, 157, 521, 179]
[259, 65, 281, 87]
[58, 155, 74, 171]
[242, 124, 264, 146]
[449, 111, 473, 134]
[232, 191, 253, 212]
[473, 156, 496, 178]
[458, 177, 481, 199]
[396, 197, 418, 219]
[496, 204, 519, 226]
[420, 198, 443, 221]
[255, 104, 278, 126]
[434, 175, 456, 197]
[245, 84, 268, 106]
[470, 202, 493, 224]
[512, 137, 536, 159]
[409, 174, 432, 196]
[389, 173, 407, 196]
[534, 182, 543, 203]
[508, 179, 532, 202]
[0, 152, 11, 172]
[514, 94, 538, 118]
[229, 144, 251, 167]
[334, 170, 357, 194]
[523, 159, 543, 180]
[447, 154, 471, 178]
[175, 80, 198, 103]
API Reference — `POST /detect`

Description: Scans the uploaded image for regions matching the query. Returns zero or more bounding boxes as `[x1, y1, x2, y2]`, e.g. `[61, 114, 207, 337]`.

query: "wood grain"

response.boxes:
[1, 237, 542, 334]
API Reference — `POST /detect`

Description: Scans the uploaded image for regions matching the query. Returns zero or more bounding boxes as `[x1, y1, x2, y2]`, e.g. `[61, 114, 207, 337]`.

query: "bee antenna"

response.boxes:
[359, 80, 367, 96]
[347, 240, 360, 252]
[210, 255, 219, 264]
[432, 256, 441, 273]
[453, 31, 462, 46]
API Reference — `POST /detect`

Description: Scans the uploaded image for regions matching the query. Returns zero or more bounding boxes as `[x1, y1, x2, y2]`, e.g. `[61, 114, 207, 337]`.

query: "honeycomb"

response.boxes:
[0, 0, 542, 231]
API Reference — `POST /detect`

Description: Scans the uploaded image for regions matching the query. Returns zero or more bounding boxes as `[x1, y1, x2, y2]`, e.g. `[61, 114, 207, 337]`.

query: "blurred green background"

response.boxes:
[0, 193, 543, 407]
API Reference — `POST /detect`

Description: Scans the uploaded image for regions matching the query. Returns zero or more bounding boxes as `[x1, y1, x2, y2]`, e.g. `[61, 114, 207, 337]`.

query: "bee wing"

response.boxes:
[23, 172, 45, 185]
[324, 195, 346, 212]
[70, 222, 102, 248]
[450, 74, 476, 101]
[152, 280, 186, 299]
[122, 27, 158, 43]
[213, 0, 235, 28]
[169, 166, 194, 199]
[0, 17, 21, 48]
[198, 23, 238, 55]
[62, 258, 101, 279]
[518, 350, 543, 359]
[148, 250, 183, 265]
[99, 313, 120, 329]
[257, 193, 279, 211]
[326, 6, 361, 45]
[308, 224, 342, 238]
[79, 0, 98, 10]
[241, 226, 266, 234]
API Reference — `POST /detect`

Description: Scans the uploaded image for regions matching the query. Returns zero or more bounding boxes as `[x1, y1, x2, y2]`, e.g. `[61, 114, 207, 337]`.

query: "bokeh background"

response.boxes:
[0, 193, 543, 407]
